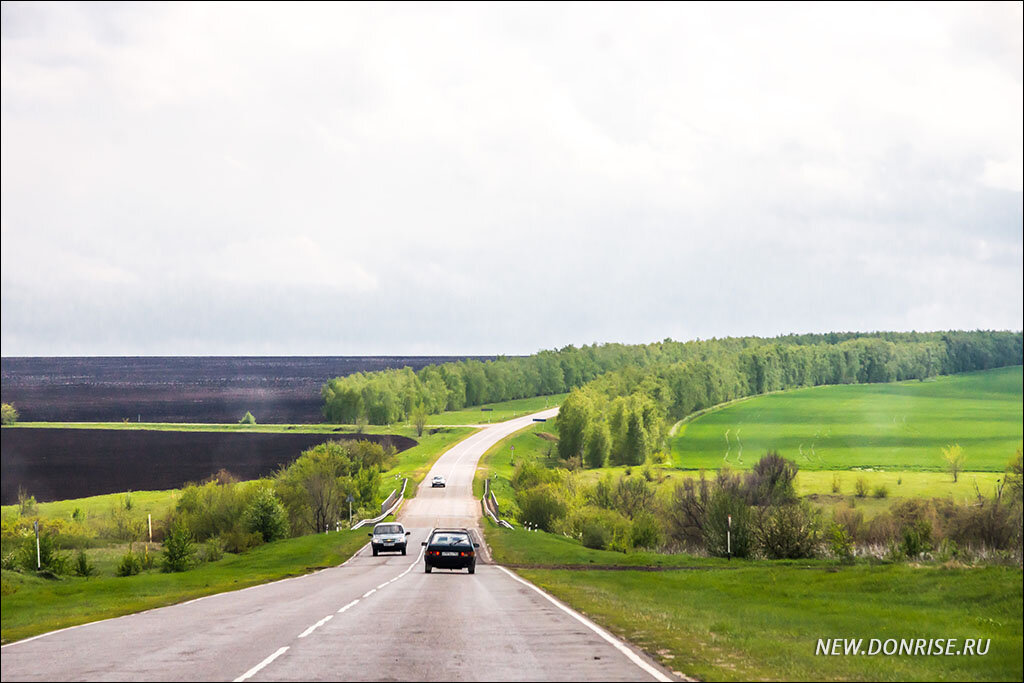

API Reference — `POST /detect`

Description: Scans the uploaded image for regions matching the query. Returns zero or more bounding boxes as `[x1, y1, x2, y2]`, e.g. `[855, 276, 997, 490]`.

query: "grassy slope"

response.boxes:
[671, 367, 1022, 472]
[522, 564, 1022, 682]
[486, 527, 1022, 682]
[427, 393, 566, 425]
[1, 531, 367, 644]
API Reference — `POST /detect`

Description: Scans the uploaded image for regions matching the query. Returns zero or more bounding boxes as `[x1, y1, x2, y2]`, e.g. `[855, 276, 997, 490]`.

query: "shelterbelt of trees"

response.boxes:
[321, 331, 1022, 428]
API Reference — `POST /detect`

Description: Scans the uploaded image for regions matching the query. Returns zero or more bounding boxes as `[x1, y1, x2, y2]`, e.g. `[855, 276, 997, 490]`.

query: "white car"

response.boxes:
[431, 475, 447, 488]
[369, 522, 410, 556]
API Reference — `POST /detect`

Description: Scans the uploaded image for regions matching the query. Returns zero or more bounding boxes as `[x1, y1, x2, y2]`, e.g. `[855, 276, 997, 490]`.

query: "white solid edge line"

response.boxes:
[234, 646, 289, 682]
[0, 541, 373, 650]
[495, 566, 673, 683]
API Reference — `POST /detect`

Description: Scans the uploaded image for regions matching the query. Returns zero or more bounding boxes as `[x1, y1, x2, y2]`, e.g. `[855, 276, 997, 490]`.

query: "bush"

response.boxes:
[901, 520, 933, 558]
[73, 550, 97, 577]
[665, 474, 712, 549]
[831, 474, 841, 494]
[703, 490, 753, 558]
[629, 511, 664, 550]
[854, 477, 868, 498]
[239, 411, 256, 424]
[198, 540, 224, 563]
[756, 502, 821, 559]
[744, 451, 798, 506]
[872, 485, 889, 499]
[243, 488, 290, 543]
[1, 402, 19, 425]
[581, 518, 611, 550]
[221, 527, 263, 554]
[516, 485, 568, 532]
[162, 522, 197, 572]
[827, 522, 854, 562]
[17, 531, 68, 574]
[116, 550, 142, 577]
[833, 505, 866, 543]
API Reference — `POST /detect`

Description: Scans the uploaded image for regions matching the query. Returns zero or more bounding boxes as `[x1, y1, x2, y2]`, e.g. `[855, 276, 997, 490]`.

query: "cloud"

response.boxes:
[1, 2, 1020, 355]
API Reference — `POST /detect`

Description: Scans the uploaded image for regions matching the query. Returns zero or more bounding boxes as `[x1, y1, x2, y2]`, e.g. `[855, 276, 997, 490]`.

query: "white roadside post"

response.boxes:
[347, 494, 355, 527]
[148, 513, 153, 542]
[34, 519, 41, 569]
[727, 514, 732, 560]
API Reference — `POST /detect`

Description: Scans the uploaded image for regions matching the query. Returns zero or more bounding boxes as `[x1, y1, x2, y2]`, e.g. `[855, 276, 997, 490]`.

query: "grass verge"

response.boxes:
[1, 530, 367, 644]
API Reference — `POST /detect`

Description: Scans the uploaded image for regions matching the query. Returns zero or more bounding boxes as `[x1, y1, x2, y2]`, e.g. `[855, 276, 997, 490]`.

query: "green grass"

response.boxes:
[0, 530, 368, 644]
[521, 565, 1022, 682]
[671, 367, 1022, 472]
[427, 393, 565, 426]
[1, 489, 180, 527]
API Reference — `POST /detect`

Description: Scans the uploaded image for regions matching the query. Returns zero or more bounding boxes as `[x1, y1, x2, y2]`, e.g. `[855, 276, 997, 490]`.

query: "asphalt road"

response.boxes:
[1, 410, 676, 682]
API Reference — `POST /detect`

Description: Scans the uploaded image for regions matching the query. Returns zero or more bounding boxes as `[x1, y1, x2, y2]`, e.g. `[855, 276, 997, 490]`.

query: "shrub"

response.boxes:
[239, 411, 256, 425]
[629, 511, 664, 550]
[243, 488, 290, 543]
[1, 402, 19, 425]
[827, 522, 854, 562]
[833, 505, 866, 543]
[756, 502, 821, 559]
[198, 540, 224, 563]
[581, 518, 611, 550]
[854, 477, 868, 498]
[665, 474, 712, 548]
[901, 520, 933, 558]
[744, 451, 798, 506]
[872, 485, 889, 499]
[116, 550, 142, 577]
[831, 474, 841, 494]
[73, 550, 97, 577]
[516, 485, 568, 532]
[703, 490, 753, 558]
[220, 527, 263, 554]
[17, 487, 37, 517]
[162, 522, 197, 572]
[17, 531, 68, 574]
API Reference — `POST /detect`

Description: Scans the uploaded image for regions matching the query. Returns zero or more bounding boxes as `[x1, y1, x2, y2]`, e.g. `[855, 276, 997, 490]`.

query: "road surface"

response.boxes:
[1, 410, 675, 681]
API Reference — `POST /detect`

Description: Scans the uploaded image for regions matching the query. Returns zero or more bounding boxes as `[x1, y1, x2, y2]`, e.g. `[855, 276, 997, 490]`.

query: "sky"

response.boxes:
[1, 1, 1021, 356]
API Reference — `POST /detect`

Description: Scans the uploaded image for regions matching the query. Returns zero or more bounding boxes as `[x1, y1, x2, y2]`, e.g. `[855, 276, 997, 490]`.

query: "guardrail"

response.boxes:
[482, 478, 514, 530]
[352, 477, 408, 530]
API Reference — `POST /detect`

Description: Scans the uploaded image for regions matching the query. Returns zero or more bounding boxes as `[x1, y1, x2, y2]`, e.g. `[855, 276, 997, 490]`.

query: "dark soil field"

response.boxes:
[0, 429, 417, 504]
[1, 356, 493, 423]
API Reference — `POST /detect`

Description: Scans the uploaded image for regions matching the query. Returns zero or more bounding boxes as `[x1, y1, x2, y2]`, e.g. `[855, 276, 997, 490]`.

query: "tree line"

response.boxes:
[321, 331, 1021, 425]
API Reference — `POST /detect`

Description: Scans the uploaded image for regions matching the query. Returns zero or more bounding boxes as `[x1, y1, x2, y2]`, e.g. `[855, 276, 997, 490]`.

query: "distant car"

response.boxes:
[422, 528, 479, 574]
[431, 475, 447, 488]
[368, 522, 411, 556]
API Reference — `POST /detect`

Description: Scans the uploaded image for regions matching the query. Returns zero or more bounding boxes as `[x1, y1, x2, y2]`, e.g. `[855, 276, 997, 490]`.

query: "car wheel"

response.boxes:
[468, 563, 475, 575]
[372, 548, 378, 557]
[401, 547, 407, 556]
[424, 563, 432, 574]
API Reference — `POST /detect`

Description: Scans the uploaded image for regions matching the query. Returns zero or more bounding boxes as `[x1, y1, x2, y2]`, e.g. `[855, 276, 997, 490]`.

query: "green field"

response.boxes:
[1, 530, 368, 644]
[428, 393, 565, 425]
[672, 367, 1022, 472]
[522, 564, 1022, 682]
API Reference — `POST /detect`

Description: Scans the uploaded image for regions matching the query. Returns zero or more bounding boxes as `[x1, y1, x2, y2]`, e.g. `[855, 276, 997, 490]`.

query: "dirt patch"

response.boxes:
[1, 429, 416, 504]
[535, 432, 559, 442]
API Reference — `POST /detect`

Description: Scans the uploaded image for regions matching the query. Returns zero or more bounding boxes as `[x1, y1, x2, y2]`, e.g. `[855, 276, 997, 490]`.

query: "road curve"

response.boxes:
[1, 409, 676, 682]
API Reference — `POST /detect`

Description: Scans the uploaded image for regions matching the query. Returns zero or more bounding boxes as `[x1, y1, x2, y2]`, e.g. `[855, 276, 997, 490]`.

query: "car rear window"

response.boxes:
[431, 533, 471, 546]
[375, 525, 402, 534]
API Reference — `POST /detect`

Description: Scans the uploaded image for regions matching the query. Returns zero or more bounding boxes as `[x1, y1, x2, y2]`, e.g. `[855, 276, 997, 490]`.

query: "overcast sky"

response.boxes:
[2, 2, 1021, 356]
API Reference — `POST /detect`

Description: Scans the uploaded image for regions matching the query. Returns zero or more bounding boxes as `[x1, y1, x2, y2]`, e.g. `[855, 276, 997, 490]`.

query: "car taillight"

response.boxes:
[460, 551, 473, 557]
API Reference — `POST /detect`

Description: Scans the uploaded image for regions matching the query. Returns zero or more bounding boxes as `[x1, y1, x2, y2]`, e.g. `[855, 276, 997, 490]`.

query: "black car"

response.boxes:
[422, 528, 479, 574]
